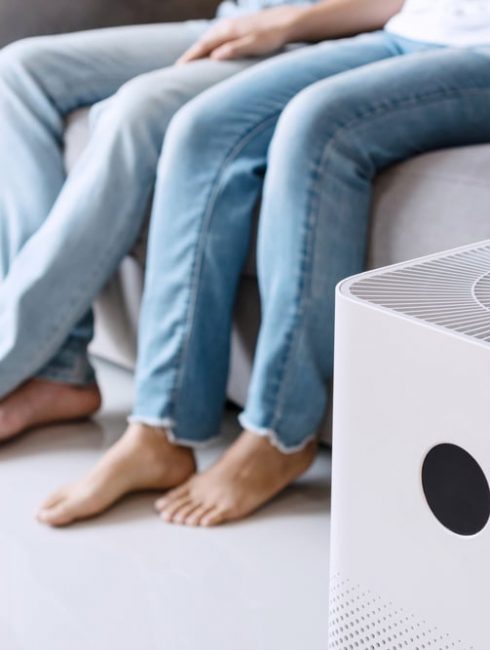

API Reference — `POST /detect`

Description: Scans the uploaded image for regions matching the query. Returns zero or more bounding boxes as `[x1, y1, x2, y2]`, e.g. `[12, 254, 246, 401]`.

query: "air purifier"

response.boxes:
[328, 240, 490, 650]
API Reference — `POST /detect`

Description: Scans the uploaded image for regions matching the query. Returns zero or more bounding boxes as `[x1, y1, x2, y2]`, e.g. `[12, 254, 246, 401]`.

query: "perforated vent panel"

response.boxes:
[348, 243, 490, 343]
[328, 574, 473, 650]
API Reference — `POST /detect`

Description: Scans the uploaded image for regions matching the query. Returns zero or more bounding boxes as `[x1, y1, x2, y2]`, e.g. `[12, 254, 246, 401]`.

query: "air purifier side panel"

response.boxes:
[329, 292, 490, 649]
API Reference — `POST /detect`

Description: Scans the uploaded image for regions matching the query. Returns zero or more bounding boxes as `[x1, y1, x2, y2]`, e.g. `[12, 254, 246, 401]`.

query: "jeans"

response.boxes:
[0, 20, 259, 394]
[131, 30, 490, 451]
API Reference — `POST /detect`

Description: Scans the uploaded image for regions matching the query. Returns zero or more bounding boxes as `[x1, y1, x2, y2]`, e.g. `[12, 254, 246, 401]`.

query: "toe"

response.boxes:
[155, 485, 190, 512]
[160, 497, 193, 523]
[201, 507, 228, 527]
[38, 488, 67, 511]
[37, 499, 78, 527]
[37, 487, 103, 527]
[172, 501, 201, 525]
[185, 505, 214, 527]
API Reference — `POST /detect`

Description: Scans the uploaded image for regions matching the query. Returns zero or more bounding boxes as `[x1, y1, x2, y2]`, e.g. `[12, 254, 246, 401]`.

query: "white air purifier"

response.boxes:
[328, 240, 490, 650]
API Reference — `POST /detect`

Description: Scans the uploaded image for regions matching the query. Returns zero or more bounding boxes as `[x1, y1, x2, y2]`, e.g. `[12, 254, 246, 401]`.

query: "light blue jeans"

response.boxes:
[130, 31, 490, 451]
[0, 20, 260, 391]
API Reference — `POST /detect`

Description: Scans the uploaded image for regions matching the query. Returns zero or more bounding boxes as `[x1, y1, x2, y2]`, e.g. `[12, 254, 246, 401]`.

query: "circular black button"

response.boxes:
[422, 444, 490, 536]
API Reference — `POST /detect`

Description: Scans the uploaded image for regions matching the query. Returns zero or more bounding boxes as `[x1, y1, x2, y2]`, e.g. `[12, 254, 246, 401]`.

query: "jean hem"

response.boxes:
[35, 367, 97, 386]
[127, 415, 225, 449]
[238, 412, 318, 454]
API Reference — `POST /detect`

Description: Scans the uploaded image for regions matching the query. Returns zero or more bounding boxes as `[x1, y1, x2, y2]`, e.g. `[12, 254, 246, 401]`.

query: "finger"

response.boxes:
[210, 35, 257, 61]
[177, 30, 232, 64]
[177, 41, 212, 65]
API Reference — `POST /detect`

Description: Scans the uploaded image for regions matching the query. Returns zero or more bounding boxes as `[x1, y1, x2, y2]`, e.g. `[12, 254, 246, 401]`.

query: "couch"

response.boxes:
[4, 1, 490, 435]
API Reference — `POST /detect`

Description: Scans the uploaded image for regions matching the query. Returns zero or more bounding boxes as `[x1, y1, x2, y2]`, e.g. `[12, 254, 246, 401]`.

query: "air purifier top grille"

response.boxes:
[328, 574, 473, 649]
[346, 241, 490, 344]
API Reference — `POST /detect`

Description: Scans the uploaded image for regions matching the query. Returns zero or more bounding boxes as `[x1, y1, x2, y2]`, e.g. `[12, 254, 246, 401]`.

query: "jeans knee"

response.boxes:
[92, 74, 180, 146]
[275, 87, 340, 157]
[90, 81, 165, 151]
[164, 94, 222, 159]
[270, 80, 372, 180]
[0, 36, 52, 79]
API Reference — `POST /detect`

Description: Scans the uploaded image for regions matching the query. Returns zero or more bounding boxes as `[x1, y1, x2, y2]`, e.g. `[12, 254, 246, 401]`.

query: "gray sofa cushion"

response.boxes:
[369, 145, 490, 269]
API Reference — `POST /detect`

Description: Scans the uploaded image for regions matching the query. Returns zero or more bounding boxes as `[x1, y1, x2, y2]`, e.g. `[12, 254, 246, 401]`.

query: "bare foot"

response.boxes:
[155, 431, 317, 527]
[0, 379, 102, 441]
[37, 423, 196, 527]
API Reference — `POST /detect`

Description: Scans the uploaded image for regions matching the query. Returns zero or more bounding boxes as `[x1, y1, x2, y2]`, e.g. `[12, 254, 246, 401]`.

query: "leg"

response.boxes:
[33, 58, 280, 526]
[0, 40, 251, 436]
[0, 21, 209, 436]
[160, 42, 490, 526]
[241, 44, 490, 455]
[127, 34, 407, 525]
[39, 32, 401, 527]
[42, 32, 441, 528]
[133, 32, 400, 443]
[0, 22, 207, 274]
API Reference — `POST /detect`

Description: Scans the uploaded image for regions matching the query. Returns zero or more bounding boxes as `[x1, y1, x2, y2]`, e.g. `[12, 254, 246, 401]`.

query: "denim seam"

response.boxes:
[269, 83, 490, 432]
[169, 112, 281, 418]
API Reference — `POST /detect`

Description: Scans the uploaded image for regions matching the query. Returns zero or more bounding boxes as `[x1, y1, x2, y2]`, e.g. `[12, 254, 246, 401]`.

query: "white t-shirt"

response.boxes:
[386, 0, 490, 46]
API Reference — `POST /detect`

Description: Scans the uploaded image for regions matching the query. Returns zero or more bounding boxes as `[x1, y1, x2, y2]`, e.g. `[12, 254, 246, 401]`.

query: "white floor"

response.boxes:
[0, 361, 331, 650]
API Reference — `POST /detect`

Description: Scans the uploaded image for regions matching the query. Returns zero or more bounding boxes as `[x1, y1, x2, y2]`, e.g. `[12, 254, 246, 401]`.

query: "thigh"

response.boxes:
[179, 31, 401, 134]
[278, 44, 490, 170]
[1, 20, 211, 113]
[91, 55, 257, 128]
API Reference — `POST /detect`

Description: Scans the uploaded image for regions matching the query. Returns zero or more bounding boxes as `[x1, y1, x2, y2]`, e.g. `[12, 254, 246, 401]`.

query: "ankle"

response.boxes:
[120, 423, 196, 486]
[244, 428, 318, 455]
[125, 422, 195, 459]
[126, 422, 172, 446]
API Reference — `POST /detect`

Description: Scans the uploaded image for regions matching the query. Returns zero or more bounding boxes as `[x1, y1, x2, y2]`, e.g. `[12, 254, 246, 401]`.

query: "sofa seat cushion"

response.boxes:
[370, 144, 490, 268]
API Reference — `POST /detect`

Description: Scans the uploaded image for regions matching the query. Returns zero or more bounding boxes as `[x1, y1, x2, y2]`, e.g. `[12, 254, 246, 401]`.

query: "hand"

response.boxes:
[177, 6, 303, 64]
